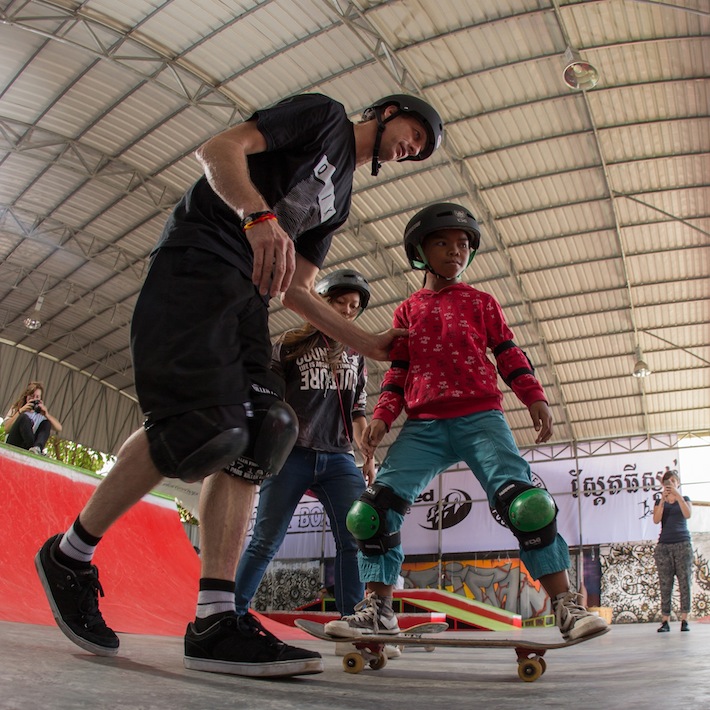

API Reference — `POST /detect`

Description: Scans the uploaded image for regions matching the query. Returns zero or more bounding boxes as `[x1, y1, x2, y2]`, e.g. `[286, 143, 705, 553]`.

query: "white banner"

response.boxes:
[256, 447, 680, 560]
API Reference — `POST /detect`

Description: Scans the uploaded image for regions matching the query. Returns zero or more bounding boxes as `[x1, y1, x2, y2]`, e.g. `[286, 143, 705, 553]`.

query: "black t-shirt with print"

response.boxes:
[154, 94, 356, 278]
[273, 336, 367, 453]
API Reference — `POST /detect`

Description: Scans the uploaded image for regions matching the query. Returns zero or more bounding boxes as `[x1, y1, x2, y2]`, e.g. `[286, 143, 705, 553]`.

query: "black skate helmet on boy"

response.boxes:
[403, 202, 481, 273]
[365, 94, 443, 176]
[316, 268, 371, 312]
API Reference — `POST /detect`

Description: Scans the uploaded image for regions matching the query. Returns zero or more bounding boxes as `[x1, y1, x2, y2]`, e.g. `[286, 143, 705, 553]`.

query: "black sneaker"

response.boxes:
[184, 612, 323, 677]
[657, 620, 670, 633]
[34, 534, 119, 656]
[681, 620, 689, 632]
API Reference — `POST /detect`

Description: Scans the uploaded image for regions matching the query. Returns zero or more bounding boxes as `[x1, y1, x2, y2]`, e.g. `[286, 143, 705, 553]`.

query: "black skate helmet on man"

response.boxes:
[403, 202, 481, 274]
[365, 94, 444, 176]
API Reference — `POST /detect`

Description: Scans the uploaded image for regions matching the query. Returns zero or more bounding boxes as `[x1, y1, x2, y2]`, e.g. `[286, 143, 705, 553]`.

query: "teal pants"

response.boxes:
[359, 411, 570, 585]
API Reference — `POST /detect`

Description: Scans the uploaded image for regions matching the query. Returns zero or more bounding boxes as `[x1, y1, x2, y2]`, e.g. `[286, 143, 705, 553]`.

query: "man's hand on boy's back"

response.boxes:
[361, 419, 388, 459]
[529, 400, 553, 444]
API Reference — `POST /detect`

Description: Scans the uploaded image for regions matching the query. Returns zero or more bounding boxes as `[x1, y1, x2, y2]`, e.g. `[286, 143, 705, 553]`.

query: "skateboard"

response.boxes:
[295, 619, 609, 682]
[295, 620, 448, 670]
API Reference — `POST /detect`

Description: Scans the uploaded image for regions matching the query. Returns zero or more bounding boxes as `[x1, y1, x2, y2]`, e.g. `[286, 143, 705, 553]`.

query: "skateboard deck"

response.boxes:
[295, 619, 448, 643]
[295, 619, 609, 682]
[296, 620, 448, 662]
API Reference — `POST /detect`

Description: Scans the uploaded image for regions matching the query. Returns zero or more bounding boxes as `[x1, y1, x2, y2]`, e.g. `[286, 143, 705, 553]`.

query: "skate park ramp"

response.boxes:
[395, 588, 522, 630]
[0, 445, 307, 640]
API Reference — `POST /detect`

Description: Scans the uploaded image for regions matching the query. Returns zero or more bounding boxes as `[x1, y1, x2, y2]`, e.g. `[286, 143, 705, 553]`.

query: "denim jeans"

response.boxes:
[234, 446, 366, 616]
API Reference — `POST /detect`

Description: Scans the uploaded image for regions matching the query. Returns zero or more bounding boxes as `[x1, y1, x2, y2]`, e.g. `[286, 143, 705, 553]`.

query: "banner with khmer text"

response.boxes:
[256, 447, 678, 560]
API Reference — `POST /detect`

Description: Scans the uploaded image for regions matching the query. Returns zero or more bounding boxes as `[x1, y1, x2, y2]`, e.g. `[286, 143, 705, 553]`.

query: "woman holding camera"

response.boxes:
[653, 469, 693, 632]
[4, 381, 62, 454]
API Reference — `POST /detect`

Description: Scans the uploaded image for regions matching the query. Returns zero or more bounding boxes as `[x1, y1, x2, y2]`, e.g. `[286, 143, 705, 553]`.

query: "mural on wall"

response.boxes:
[400, 557, 570, 619]
[600, 532, 710, 622]
[248, 536, 710, 623]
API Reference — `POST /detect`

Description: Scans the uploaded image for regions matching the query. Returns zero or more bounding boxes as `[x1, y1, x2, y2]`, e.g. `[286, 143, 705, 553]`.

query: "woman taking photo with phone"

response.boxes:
[653, 469, 693, 632]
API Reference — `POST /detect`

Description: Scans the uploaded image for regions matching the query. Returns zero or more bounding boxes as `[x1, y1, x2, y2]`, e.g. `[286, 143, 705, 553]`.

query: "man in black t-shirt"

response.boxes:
[35, 93, 443, 678]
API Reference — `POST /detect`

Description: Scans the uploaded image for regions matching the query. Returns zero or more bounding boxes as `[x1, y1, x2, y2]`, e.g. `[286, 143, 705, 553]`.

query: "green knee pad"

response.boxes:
[346, 484, 408, 556]
[494, 481, 558, 551]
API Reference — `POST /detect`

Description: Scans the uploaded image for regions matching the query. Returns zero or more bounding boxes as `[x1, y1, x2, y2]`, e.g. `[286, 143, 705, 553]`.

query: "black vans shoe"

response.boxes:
[184, 612, 323, 677]
[35, 534, 119, 656]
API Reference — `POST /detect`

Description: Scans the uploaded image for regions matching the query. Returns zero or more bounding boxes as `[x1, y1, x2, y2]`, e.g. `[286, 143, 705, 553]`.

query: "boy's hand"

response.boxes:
[362, 456, 377, 485]
[529, 400, 553, 443]
[361, 419, 387, 458]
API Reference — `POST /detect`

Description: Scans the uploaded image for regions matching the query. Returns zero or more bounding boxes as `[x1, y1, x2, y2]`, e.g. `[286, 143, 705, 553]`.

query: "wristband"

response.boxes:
[241, 211, 277, 231]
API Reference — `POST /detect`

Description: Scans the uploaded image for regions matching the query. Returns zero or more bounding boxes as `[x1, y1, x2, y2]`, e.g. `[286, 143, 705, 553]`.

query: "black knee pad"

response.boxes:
[145, 405, 248, 483]
[223, 377, 298, 484]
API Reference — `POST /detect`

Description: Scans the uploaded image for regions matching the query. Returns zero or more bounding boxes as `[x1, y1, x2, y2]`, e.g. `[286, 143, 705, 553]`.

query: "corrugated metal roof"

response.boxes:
[0, 0, 708, 456]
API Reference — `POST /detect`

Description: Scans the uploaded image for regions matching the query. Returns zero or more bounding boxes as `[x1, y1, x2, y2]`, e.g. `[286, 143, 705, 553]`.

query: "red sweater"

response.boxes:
[373, 283, 547, 429]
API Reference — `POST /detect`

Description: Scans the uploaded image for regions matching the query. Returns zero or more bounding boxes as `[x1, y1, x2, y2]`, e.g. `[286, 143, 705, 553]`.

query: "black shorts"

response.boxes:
[131, 246, 271, 421]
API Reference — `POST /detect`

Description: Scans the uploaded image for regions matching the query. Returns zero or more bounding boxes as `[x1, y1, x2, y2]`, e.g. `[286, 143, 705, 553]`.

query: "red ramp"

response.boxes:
[0, 446, 306, 640]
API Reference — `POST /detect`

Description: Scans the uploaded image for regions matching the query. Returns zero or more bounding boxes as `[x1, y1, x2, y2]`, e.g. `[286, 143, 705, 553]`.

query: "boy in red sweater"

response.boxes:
[325, 203, 608, 642]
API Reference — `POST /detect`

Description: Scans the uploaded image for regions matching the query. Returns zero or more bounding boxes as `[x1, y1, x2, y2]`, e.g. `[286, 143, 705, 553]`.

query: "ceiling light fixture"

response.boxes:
[562, 47, 599, 91]
[632, 346, 651, 379]
[23, 295, 44, 331]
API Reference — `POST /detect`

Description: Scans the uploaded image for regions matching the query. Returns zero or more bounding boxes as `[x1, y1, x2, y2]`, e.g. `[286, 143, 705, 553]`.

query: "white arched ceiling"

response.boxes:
[1, 0, 708, 456]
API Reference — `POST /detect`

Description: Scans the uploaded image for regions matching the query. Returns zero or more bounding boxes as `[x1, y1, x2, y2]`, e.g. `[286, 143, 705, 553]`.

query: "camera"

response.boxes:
[30, 399, 42, 413]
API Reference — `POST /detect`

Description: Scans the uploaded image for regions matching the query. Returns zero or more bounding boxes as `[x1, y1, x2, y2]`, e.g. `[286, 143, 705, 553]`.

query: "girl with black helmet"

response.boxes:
[325, 203, 609, 644]
[235, 268, 379, 630]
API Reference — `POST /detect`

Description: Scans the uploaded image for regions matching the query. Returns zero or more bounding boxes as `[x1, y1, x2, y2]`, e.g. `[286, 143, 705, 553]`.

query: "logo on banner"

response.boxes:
[419, 489, 473, 530]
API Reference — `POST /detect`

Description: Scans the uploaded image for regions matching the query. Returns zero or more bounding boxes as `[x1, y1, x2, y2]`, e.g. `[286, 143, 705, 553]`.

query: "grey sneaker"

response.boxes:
[29, 446, 45, 455]
[324, 593, 400, 638]
[553, 591, 609, 641]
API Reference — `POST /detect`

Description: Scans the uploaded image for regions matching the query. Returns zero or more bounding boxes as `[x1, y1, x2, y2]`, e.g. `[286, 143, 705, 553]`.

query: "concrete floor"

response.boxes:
[1, 620, 707, 709]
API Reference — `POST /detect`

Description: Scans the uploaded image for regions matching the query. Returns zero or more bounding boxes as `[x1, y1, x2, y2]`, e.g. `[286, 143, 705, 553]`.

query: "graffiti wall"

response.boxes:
[248, 538, 710, 622]
[400, 558, 557, 619]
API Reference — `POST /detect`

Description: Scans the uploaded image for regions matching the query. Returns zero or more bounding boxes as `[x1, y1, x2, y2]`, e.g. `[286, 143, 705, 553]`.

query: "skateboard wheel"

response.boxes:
[343, 653, 365, 674]
[425, 646, 435, 653]
[538, 658, 547, 675]
[518, 658, 543, 682]
[369, 652, 387, 671]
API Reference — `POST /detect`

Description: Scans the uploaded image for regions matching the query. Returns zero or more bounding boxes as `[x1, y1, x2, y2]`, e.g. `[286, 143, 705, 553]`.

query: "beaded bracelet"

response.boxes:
[241, 211, 277, 231]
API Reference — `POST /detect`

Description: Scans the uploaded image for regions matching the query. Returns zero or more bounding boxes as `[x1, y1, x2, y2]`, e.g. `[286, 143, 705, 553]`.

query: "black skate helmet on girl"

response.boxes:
[403, 202, 481, 272]
[315, 269, 371, 312]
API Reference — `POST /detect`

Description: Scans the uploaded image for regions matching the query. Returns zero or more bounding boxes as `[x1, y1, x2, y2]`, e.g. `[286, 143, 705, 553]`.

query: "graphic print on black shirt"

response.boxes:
[275, 340, 366, 454]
